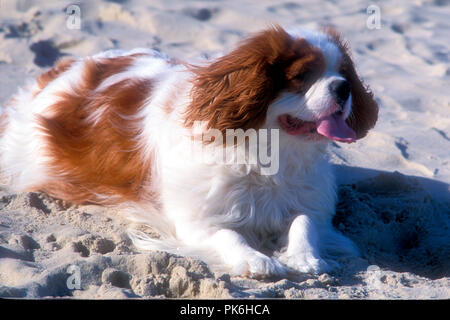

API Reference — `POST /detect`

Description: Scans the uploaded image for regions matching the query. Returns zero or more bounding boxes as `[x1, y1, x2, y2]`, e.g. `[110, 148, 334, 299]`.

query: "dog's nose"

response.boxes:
[329, 80, 351, 105]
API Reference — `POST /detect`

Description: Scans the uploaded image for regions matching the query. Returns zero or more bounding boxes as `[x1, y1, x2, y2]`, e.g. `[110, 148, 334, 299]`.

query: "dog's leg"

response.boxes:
[210, 229, 286, 278]
[279, 214, 331, 274]
[208, 229, 286, 278]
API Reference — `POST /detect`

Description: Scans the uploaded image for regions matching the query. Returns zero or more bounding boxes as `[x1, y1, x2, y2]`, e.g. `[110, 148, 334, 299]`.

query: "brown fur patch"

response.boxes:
[184, 25, 326, 134]
[0, 97, 20, 137]
[0, 112, 8, 136]
[35, 58, 76, 96]
[36, 55, 154, 204]
[324, 27, 379, 139]
[80, 55, 138, 91]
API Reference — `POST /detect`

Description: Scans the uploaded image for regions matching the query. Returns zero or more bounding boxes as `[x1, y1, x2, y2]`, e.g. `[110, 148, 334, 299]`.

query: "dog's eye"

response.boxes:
[293, 72, 306, 80]
[288, 76, 312, 94]
[292, 69, 314, 82]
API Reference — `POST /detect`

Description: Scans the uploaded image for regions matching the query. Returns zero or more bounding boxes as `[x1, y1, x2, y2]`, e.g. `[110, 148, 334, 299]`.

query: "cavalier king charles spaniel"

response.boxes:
[0, 26, 378, 277]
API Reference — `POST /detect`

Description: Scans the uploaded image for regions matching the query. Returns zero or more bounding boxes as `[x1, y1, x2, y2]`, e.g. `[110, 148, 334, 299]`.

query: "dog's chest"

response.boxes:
[213, 162, 336, 232]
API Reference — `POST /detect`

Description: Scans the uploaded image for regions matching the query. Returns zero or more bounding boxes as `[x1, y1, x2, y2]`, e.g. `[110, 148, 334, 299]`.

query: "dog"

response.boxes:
[0, 26, 378, 277]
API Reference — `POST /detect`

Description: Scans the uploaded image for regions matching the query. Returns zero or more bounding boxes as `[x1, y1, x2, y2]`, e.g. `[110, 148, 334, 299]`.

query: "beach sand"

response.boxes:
[0, 0, 449, 299]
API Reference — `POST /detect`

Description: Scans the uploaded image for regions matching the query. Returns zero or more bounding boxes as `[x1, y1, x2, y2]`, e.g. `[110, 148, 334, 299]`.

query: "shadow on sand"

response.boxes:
[332, 165, 450, 280]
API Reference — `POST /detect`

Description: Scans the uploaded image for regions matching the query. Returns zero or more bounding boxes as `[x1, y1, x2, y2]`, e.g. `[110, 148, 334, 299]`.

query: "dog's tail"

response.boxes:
[127, 229, 226, 273]
[121, 203, 225, 272]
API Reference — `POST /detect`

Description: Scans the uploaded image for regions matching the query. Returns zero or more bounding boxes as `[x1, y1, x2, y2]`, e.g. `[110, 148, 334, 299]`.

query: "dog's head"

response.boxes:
[185, 25, 378, 144]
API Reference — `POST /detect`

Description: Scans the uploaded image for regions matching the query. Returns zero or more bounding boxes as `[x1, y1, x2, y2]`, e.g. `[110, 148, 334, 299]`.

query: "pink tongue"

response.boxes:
[316, 114, 356, 143]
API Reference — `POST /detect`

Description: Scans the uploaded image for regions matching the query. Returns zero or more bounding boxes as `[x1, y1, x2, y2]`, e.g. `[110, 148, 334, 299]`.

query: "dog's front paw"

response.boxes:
[233, 251, 286, 279]
[279, 251, 331, 274]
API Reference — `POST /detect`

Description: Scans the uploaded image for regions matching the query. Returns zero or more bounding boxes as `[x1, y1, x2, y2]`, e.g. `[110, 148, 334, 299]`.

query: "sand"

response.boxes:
[0, 0, 449, 299]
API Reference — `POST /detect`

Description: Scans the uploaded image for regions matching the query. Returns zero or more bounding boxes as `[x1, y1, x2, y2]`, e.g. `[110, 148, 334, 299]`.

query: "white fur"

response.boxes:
[0, 29, 359, 278]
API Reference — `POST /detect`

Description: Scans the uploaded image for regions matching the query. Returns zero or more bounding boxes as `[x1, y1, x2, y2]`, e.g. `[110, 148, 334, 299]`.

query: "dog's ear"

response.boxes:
[184, 25, 294, 133]
[339, 49, 379, 140]
[325, 28, 379, 139]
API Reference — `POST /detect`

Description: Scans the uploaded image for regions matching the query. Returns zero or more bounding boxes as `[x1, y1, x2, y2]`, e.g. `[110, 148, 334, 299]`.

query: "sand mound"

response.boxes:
[335, 172, 450, 280]
[0, 172, 449, 299]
